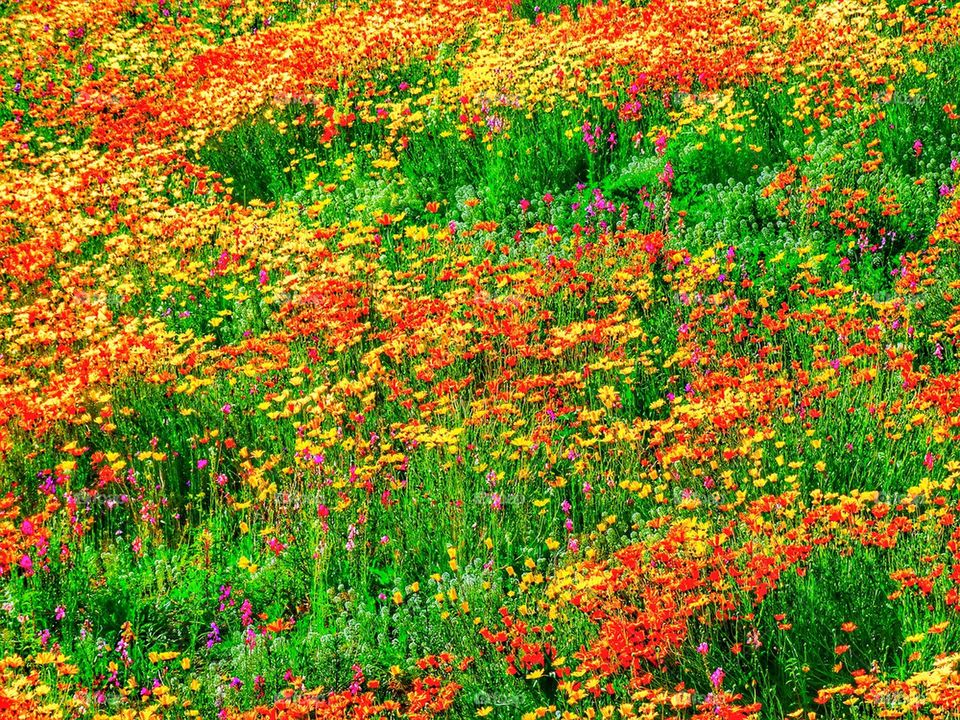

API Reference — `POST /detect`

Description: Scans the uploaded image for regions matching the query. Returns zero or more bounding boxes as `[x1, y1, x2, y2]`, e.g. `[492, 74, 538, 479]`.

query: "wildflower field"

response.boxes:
[3, 0, 960, 717]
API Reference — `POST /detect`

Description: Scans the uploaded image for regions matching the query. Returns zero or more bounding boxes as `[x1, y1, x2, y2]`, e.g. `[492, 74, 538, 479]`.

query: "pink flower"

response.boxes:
[519, 198, 530, 213]
[658, 162, 674, 186]
[654, 132, 668, 156]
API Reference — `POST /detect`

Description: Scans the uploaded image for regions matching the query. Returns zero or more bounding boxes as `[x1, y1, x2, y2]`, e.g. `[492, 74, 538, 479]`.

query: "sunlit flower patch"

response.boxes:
[2, 0, 960, 717]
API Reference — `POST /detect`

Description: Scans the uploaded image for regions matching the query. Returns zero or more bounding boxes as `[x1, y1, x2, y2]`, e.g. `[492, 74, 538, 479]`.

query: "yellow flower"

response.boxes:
[598, 385, 620, 409]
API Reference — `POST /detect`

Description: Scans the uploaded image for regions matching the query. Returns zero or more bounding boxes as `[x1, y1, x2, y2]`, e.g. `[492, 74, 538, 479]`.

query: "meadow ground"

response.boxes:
[2, 0, 960, 718]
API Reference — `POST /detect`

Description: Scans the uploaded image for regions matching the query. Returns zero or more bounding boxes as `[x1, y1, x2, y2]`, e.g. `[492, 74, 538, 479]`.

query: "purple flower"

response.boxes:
[697, 642, 709, 655]
[710, 667, 725, 688]
[207, 622, 221, 649]
[221, 404, 231, 415]
[218, 585, 233, 612]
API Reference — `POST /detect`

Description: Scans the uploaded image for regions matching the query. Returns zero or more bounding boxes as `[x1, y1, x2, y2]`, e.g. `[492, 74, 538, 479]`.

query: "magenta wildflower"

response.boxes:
[207, 622, 221, 649]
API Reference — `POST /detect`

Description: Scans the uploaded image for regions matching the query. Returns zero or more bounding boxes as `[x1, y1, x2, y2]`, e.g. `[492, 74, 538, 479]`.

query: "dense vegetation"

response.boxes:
[2, 0, 960, 718]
